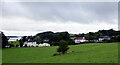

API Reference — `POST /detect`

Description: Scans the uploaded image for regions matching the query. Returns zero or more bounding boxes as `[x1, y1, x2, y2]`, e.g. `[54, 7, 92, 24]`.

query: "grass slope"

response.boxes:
[2, 43, 118, 63]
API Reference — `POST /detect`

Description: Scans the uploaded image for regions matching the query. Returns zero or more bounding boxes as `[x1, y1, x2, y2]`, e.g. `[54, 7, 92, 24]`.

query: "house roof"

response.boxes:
[99, 36, 110, 38]
[76, 37, 85, 40]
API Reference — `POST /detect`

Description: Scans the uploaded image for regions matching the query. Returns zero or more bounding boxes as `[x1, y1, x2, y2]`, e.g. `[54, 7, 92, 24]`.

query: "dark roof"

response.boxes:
[76, 37, 85, 40]
[7, 36, 18, 38]
[99, 36, 110, 38]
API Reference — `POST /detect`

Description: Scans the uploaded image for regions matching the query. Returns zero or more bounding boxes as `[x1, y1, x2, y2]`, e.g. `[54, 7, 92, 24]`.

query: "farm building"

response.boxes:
[43, 38, 49, 42]
[23, 41, 37, 47]
[23, 40, 50, 47]
[74, 37, 87, 43]
[38, 43, 50, 47]
[99, 36, 111, 41]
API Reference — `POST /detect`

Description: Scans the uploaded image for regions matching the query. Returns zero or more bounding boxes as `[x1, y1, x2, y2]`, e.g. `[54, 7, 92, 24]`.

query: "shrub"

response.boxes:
[51, 42, 59, 46]
[53, 53, 60, 56]
[102, 39, 111, 43]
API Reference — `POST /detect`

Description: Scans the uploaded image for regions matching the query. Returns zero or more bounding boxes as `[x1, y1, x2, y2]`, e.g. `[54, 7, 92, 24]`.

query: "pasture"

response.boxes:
[2, 42, 118, 63]
[8, 41, 19, 46]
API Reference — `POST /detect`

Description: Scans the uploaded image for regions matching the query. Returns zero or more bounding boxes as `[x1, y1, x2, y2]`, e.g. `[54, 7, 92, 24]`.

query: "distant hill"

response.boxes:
[7, 36, 23, 38]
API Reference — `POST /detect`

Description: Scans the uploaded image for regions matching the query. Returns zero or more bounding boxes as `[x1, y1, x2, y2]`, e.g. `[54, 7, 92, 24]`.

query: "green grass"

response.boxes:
[0, 50, 2, 65]
[2, 42, 118, 63]
[8, 41, 19, 46]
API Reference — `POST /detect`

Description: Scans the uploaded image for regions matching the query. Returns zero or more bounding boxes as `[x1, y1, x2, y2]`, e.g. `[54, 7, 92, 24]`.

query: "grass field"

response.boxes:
[2, 42, 118, 63]
[0, 50, 2, 64]
[8, 41, 19, 46]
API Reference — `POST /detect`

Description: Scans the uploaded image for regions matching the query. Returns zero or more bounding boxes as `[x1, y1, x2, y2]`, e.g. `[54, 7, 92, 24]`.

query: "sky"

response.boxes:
[0, 0, 118, 36]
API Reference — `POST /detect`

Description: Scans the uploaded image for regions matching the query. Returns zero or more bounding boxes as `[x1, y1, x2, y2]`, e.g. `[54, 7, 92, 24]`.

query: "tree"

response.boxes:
[102, 39, 111, 43]
[68, 39, 75, 45]
[18, 36, 27, 47]
[51, 42, 59, 46]
[34, 36, 42, 44]
[1, 32, 8, 48]
[59, 32, 70, 41]
[19, 39, 24, 47]
[57, 40, 69, 54]
[21, 36, 27, 42]
[115, 35, 120, 42]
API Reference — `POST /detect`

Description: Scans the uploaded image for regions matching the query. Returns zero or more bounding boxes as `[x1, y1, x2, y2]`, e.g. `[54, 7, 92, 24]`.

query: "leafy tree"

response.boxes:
[35, 31, 54, 43]
[19, 39, 24, 47]
[57, 40, 69, 54]
[59, 32, 70, 41]
[18, 36, 27, 47]
[102, 39, 111, 43]
[51, 42, 59, 46]
[115, 35, 120, 42]
[68, 39, 75, 45]
[53, 33, 62, 42]
[34, 36, 42, 44]
[111, 35, 120, 42]
[21, 36, 27, 42]
[33, 31, 70, 45]
[1, 32, 8, 48]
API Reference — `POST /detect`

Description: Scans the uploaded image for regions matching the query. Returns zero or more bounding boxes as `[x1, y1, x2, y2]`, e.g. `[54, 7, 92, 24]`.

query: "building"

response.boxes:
[43, 38, 49, 42]
[23, 41, 50, 47]
[23, 41, 37, 47]
[74, 37, 87, 43]
[38, 43, 50, 47]
[99, 36, 111, 41]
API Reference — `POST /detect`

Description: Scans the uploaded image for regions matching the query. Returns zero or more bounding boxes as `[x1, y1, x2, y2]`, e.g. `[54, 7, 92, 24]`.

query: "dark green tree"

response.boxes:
[1, 32, 8, 48]
[115, 35, 120, 42]
[57, 40, 69, 54]
[51, 42, 59, 46]
[34, 36, 42, 44]
[59, 32, 70, 41]
[19, 39, 24, 47]
[21, 36, 27, 42]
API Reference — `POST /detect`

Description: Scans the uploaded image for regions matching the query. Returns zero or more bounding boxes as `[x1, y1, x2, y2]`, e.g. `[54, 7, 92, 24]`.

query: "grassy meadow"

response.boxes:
[8, 41, 19, 46]
[2, 42, 118, 63]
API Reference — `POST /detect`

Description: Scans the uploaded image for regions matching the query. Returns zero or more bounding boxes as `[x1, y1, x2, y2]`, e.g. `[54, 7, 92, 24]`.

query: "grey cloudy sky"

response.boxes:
[0, 1, 118, 36]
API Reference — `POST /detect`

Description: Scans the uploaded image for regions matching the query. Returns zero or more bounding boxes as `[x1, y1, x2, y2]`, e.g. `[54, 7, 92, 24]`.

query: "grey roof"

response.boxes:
[99, 36, 110, 38]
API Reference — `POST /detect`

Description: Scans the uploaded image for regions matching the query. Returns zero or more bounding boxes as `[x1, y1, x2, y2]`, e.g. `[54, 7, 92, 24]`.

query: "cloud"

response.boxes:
[2, 0, 119, 2]
[2, 2, 118, 23]
[2, 17, 118, 35]
[1, 2, 118, 35]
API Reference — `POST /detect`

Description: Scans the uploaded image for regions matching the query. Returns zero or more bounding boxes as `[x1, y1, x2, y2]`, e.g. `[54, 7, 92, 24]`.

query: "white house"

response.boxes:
[23, 42, 50, 47]
[99, 36, 111, 41]
[38, 44, 44, 47]
[43, 38, 49, 42]
[74, 37, 87, 43]
[23, 42, 37, 47]
[43, 43, 50, 46]
[38, 43, 50, 47]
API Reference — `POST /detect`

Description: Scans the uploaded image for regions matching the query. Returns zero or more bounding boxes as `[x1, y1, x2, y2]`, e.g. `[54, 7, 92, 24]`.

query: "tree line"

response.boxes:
[1, 29, 120, 48]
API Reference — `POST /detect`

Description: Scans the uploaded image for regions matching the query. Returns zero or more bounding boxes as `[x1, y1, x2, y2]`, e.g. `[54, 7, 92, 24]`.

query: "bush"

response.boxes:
[24, 44, 27, 47]
[1, 32, 8, 48]
[16, 45, 19, 47]
[68, 40, 75, 45]
[9, 44, 14, 48]
[51, 42, 59, 46]
[53, 53, 60, 56]
[102, 39, 111, 43]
